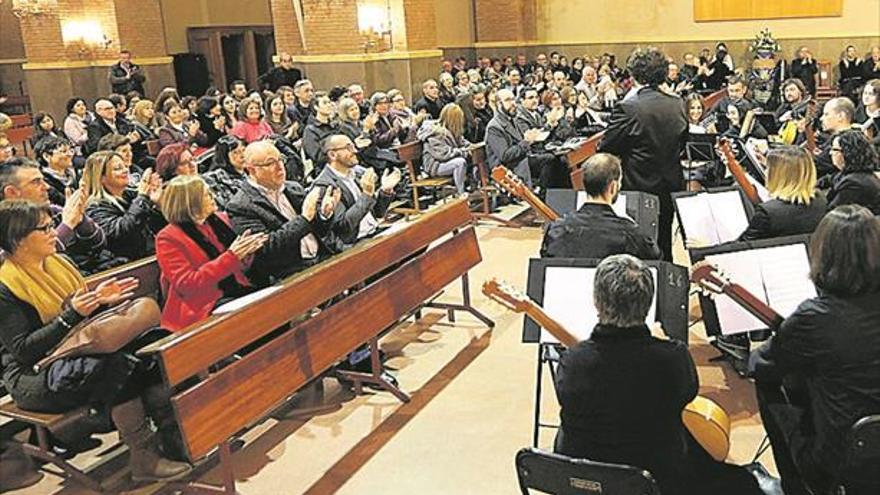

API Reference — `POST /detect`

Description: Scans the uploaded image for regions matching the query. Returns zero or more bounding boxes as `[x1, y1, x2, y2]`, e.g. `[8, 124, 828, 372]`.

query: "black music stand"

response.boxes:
[544, 189, 660, 241]
[683, 133, 720, 189]
[690, 235, 813, 375]
[522, 257, 689, 447]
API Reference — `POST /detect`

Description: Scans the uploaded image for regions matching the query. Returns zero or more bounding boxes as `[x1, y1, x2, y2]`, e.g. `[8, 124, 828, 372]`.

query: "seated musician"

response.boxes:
[709, 74, 752, 134]
[772, 78, 809, 141]
[312, 134, 400, 247]
[541, 153, 661, 260]
[750, 205, 880, 495]
[721, 101, 768, 141]
[555, 254, 762, 495]
[225, 141, 339, 285]
[855, 79, 880, 149]
[815, 97, 856, 178]
[685, 93, 714, 134]
[0, 199, 191, 481]
[739, 146, 827, 240]
[823, 129, 880, 214]
[155, 175, 267, 331]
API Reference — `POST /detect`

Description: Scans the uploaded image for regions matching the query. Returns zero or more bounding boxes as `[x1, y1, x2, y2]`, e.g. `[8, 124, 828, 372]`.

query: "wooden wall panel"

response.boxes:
[694, 0, 844, 22]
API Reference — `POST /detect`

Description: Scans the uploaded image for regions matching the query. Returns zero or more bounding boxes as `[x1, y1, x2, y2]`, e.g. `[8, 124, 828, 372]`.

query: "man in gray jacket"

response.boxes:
[485, 89, 542, 187]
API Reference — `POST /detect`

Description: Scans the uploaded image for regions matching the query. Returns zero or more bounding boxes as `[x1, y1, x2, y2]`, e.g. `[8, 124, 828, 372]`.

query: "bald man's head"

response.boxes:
[496, 88, 517, 115]
[244, 141, 286, 190]
[323, 134, 358, 170]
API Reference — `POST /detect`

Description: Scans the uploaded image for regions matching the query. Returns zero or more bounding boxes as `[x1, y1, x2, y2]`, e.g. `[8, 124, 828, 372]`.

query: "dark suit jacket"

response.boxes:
[825, 170, 880, 215]
[311, 166, 393, 247]
[541, 203, 662, 260]
[598, 87, 688, 194]
[485, 108, 530, 182]
[85, 116, 132, 156]
[225, 180, 332, 285]
[739, 196, 828, 241]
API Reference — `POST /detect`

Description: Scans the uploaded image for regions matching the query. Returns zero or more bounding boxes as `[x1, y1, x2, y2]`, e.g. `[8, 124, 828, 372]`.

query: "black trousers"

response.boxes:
[528, 153, 571, 193]
[754, 378, 833, 495]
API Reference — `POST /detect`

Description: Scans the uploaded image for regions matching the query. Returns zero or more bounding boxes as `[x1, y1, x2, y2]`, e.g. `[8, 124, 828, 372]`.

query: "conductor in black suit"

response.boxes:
[598, 47, 689, 261]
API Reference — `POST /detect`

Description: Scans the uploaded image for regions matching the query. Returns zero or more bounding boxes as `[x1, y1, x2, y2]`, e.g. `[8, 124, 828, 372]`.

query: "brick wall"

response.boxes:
[301, 0, 362, 54]
[0, 2, 26, 59]
[474, 0, 537, 43]
[403, 0, 437, 50]
[115, 0, 167, 57]
[269, 0, 305, 55]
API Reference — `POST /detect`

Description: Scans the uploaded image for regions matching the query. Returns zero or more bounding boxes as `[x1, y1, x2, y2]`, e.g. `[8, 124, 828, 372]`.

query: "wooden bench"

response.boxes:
[8, 113, 31, 129]
[5, 126, 34, 158]
[0, 95, 31, 115]
[395, 140, 455, 212]
[0, 256, 160, 492]
[128, 199, 489, 493]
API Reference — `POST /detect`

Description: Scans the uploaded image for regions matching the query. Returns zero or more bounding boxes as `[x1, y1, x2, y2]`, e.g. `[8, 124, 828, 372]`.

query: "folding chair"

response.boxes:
[831, 415, 880, 495]
[515, 447, 660, 495]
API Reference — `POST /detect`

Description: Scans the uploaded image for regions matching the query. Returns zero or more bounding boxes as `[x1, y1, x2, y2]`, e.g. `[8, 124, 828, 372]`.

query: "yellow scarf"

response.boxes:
[0, 255, 86, 324]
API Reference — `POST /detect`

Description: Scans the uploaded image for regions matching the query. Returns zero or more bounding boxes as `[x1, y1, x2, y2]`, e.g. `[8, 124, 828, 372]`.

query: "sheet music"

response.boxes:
[705, 243, 815, 335]
[576, 192, 634, 222]
[759, 244, 816, 317]
[704, 251, 767, 335]
[212, 286, 281, 315]
[676, 190, 749, 246]
[541, 266, 657, 343]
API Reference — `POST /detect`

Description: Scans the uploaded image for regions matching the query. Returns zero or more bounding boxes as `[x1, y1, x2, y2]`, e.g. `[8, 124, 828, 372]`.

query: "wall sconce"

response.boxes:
[8, 0, 58, 19]
[357, 2, 392, 53]
[61, 20, 114, 58]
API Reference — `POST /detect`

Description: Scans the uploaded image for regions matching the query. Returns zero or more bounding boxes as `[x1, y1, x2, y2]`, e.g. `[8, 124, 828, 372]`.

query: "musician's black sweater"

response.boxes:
[555, 324, 761, 495]
[540, 203, 661, 260]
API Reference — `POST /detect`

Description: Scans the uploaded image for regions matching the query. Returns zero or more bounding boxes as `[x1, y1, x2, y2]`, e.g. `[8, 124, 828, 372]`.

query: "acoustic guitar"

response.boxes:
[717, 137, 762, 206]
[490, 165, 561, 222]
[689, 261, 784, 329]
[481, 278, 732, 462]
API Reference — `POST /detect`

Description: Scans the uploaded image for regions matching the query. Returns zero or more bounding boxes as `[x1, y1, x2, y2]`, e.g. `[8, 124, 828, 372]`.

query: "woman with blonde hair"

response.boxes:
[739, 146, 827, 240]
[420, 103, 471, 194]
[84, 151, 166, 260]
[155, 175, 265, 331]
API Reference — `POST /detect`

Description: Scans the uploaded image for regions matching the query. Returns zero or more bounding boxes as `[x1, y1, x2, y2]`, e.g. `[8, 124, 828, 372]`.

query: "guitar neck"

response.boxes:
[721, 145, 761, 205]
[722, 282, 784, 329]
[521, 301, 580, 347]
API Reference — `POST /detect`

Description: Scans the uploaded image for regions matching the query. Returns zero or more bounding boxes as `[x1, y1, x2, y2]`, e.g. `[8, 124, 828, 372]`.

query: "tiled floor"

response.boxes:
[7, 222, 774, 495]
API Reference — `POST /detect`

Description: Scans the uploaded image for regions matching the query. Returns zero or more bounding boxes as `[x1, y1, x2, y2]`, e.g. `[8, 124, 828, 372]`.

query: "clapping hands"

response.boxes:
[71, 277, 140, 316]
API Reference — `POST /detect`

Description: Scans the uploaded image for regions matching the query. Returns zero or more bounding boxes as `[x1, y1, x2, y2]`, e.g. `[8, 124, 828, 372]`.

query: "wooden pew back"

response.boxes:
[84, 256, 160, 300]
[138, 200, 479, 460]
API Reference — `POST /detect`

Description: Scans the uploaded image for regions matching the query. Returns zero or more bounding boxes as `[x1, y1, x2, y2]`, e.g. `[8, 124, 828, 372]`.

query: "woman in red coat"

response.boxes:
[155, 175, 267, 331]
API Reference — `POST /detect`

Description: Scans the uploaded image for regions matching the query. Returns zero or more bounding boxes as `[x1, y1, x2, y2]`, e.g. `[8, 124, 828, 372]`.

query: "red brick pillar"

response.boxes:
[474, 0, 537, 43]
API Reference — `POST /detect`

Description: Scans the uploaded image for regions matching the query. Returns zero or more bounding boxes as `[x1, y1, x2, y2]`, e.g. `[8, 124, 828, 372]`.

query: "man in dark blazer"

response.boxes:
[311, 134, 400, 247]
[86, 98, 137, 156]
[226, 141, 339, 286]
[598, 47, 689, 261]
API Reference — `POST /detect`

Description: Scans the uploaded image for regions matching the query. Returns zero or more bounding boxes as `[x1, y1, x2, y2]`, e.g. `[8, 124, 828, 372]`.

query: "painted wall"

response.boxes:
[434, 0, 475, 47]
[160, 0, 273, 54]
[538, 0, 880, 44]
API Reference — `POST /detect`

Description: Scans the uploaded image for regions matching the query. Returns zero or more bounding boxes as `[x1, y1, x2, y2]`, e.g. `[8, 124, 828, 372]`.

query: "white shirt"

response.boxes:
[247, 177, 319, 259]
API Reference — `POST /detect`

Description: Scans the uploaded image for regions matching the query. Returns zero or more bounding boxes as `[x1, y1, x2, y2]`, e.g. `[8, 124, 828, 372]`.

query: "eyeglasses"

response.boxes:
[251, 156, 283, 168]
[32, 222, 54, 234]
[830, 147, 843, 152]
[328, 143, 357, 152]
